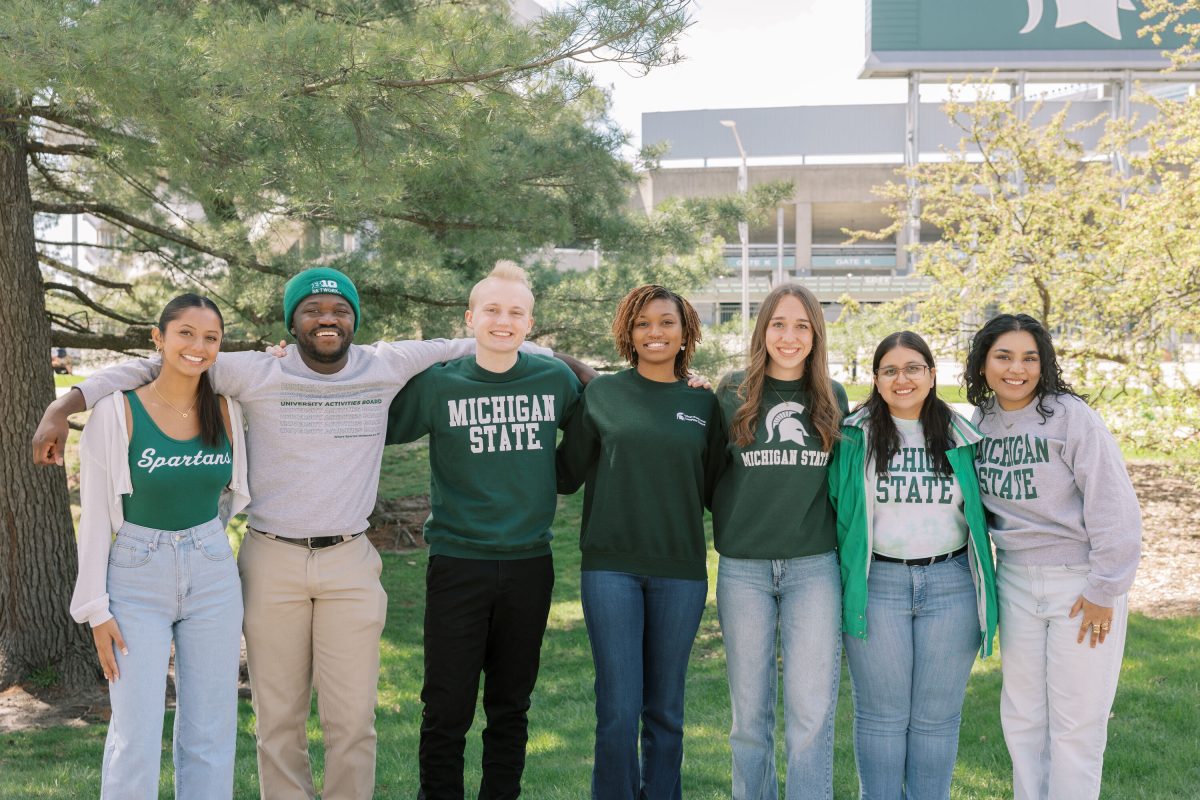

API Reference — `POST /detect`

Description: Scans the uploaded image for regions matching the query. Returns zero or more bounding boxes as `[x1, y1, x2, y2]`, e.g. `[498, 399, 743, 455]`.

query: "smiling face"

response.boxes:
[763, 294, 814, 380]
[631, 297, 684, 380]
[466, 277, 535, 360]
[292, 293, 355, 366]
[983, 330, 1042, 411]
[874, 345, 935, 420]
[152, 306, 222, 378]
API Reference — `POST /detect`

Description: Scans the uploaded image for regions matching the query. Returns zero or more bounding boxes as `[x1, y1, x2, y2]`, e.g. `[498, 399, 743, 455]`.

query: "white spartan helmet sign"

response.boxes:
[764, 402, 810, 446]
[1021, 0, 1138, 40]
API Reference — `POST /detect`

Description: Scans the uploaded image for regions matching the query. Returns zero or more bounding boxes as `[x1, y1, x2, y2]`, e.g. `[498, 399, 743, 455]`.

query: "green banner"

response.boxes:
[871, 0, 1195, 51]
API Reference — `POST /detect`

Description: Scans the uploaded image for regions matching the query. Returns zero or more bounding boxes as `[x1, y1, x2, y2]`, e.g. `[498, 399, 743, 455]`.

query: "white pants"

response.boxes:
[997, 562, 1129, 800]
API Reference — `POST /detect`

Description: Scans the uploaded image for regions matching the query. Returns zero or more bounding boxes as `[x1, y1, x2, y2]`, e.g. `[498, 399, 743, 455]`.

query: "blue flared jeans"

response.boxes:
[580, 569, 707, 800]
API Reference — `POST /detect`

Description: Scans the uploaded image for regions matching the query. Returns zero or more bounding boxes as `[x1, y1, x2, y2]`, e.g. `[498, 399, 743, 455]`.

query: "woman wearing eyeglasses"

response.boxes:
[828, 331, 996, 800]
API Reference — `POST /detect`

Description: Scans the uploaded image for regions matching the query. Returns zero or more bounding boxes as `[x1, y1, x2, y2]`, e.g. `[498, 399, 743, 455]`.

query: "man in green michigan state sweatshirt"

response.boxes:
[385, 263, 582, 800]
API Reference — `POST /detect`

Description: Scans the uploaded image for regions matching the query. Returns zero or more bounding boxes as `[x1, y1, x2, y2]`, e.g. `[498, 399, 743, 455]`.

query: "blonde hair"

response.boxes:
[469, 260, 534, 308]
[730, 283, 841, 451]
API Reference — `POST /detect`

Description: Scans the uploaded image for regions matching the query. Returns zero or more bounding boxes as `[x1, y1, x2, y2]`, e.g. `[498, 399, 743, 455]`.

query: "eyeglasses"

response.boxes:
[876, 364, 930, 380]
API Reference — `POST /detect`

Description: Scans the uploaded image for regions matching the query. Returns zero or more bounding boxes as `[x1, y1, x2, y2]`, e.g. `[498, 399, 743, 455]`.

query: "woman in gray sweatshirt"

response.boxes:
[965, 314, 1141, 800]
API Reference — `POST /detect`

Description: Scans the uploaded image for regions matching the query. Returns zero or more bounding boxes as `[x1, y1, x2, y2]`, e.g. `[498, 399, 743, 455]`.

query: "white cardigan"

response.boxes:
[70, 391, 251, 626]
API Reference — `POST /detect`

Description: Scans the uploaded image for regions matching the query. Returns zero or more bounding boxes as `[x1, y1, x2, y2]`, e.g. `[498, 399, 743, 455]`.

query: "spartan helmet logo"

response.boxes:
[764, 402, 810, 446]
[1021, 0, 1137, 40]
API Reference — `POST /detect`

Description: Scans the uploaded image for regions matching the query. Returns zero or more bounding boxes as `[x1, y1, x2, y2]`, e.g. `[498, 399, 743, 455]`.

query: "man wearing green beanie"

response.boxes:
[33, 263, 560, 800]
[281, 267, 363, 372]
[283, 266, 362, 334]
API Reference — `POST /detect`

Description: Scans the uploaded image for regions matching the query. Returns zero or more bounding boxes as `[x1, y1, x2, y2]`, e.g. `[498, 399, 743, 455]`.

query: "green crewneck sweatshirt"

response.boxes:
[386, 353, 581, 559]
[711, 373, 848, 559]
[556, 368, 725, 580]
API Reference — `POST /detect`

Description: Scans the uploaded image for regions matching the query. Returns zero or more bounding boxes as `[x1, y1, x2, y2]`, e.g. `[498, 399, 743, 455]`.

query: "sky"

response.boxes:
[576, 0, 908, 151]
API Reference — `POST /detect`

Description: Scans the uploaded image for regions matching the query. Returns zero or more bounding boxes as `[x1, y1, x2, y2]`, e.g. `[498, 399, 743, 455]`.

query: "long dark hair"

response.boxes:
[611, 285, 702, 381]
[730, 283, 841, 451]
[860, 331, 953, 476]
[964, 313, 1084, 423]
[158, 293, 225, 448]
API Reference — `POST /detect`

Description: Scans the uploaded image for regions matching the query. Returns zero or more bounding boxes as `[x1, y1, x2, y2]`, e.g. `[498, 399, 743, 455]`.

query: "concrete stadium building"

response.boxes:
[636, 0, 1200, 326]
[635, 90, 1177, 326]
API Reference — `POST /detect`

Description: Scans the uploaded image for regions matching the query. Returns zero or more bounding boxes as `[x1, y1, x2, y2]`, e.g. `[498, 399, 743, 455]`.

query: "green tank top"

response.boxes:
[122, 391, 233, 531]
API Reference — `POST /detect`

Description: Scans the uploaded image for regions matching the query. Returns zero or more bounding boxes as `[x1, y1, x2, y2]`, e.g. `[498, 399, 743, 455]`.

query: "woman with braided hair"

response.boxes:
[557, 284, 726, 800]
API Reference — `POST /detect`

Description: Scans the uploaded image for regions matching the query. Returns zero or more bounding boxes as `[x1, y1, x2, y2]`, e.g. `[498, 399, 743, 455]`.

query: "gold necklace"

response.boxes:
[766, 379, 799, 407]
[150, 380, 196, 419]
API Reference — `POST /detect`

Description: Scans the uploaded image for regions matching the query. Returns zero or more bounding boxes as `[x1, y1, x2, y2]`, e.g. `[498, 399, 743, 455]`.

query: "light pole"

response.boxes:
[721, 119, 750, 346]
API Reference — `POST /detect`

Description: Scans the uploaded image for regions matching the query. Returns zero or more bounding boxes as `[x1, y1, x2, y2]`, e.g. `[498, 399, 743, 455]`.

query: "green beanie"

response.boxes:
[283, 267, 361, 335]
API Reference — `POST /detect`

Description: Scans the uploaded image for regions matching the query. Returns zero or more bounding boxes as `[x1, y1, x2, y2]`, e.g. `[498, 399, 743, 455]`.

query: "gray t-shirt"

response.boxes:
[871, 417, 968, 559]
[79, 339, 550, 538]
[972, 394, 1142, 606]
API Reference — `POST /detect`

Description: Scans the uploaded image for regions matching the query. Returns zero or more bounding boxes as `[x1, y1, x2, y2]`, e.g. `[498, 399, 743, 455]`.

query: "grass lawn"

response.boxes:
[2, 445, 1197, 798]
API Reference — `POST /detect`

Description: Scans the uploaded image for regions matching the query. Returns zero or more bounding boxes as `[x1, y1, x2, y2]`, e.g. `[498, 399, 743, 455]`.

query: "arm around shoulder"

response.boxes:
[32, 386, 88, 466]
[555, 385, 597, 494]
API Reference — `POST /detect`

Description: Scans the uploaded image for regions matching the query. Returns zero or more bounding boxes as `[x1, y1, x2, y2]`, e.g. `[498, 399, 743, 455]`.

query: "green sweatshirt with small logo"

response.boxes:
[386, 353, 581, 560]
[556, 368, 726, 580]
[711, 373, 849, 559]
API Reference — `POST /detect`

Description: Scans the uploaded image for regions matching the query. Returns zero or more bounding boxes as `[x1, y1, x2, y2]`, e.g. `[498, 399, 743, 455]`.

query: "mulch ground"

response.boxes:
[3, 462, 1194, 732]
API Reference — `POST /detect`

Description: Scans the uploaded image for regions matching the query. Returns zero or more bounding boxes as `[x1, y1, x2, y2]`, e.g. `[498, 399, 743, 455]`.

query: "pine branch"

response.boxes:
[38, 252, 134, 292]
[25, 139, 101, 158]
[288, 2, 685, 97]
[43, 281, 150, 326]
[31, 199, 287, 278]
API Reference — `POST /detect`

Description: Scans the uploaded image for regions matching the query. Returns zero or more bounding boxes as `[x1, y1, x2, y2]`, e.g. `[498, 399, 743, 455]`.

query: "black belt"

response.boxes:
[872, 545, 968, 567]
[257, 530, 364, 550]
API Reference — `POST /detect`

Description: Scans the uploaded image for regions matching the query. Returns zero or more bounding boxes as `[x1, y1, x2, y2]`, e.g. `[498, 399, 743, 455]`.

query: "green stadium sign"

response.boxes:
[864, 0, 1200, 75]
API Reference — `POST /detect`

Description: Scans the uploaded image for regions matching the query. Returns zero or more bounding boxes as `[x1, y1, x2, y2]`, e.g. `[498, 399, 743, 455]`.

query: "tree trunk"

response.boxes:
[0, 102, 97, 690]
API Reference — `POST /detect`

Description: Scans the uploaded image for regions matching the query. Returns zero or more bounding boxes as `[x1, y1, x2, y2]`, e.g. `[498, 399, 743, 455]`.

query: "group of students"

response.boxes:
[31, 265, 1141, 800]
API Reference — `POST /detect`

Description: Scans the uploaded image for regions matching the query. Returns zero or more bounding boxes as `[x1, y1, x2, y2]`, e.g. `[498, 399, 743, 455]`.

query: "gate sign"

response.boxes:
[863, 0, 1200, 76]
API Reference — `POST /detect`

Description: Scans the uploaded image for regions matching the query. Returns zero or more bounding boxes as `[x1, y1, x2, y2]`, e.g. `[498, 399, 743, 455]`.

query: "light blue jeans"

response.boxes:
[101, 518, 243, 800]
[580, 569, 708, 800]
[842, 554, 980, 800]
[716, 551, 842, 800]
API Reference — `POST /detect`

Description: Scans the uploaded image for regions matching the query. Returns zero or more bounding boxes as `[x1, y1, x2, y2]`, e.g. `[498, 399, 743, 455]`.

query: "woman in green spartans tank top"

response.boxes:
[70, 294, 249, 799]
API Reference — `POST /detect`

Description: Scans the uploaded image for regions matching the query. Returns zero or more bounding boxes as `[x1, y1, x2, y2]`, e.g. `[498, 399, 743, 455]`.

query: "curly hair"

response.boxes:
[730, 283, 841, 451]
[964, 313, 1084, 422]
[611, 285, 702, 381]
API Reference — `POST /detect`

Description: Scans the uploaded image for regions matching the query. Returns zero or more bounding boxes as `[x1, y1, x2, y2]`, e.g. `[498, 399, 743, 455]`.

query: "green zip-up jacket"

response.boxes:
[828, 407, 998, 656]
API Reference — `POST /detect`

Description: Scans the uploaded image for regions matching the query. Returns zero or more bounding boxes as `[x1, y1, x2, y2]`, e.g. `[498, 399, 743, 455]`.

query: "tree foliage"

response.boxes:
[1, 0, 723, 355]
[1, 0, 730, 689]
[848, 83, 1200, 455]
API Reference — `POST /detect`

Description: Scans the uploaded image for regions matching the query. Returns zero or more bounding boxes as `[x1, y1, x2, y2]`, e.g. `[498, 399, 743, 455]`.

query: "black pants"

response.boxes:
[418, 554, 554, 800]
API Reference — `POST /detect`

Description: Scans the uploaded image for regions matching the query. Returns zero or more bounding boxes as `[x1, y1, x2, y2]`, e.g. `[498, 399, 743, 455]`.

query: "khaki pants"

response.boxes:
[239, 528, 388, 800]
